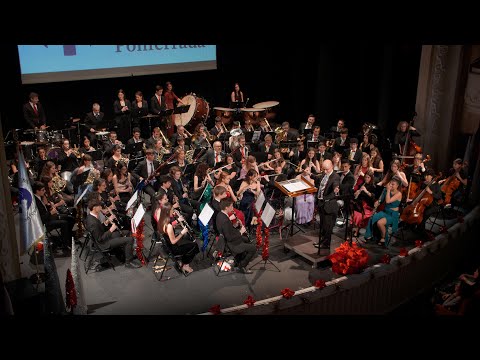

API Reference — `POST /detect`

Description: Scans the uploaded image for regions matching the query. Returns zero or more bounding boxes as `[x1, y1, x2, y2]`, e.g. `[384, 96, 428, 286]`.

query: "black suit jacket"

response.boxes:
[334, 137, 350, 154]
[316, 151, 333, 162]
[131, 100, 149, 123]
[200, 149, 226, 168]
[317, 171, 341, 214]
[35, 195, 51, 225]
[132, 160, 161, 181]
[113, 99, 132, 120]
[232, 145, 251, 168]
[258, 142, 277, 156]
[84, 111, 105, 131]
[85, 213, 113, 248]
[216, 211, 249, 252]
[23, 102, 46, 128]
[339, 171, 355, 195]
[150, 95, 166, 115]
[342, 148, 362, 165]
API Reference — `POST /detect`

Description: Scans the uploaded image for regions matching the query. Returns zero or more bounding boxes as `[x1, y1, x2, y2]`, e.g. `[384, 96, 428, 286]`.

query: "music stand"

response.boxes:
[229, 101, 244, 109]
[275, 177, 317, 239]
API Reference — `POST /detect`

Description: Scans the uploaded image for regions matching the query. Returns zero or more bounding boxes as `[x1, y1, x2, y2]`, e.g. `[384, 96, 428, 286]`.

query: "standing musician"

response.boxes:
[113, 89, 132, 143]
[157, 203, 199, 274]
[131, 91, 149, 138]
[132, 149, 161, 200]
[163, 81, 184, 138]
[231, 83, 245, 104]
[314, 159, 340, 251]
[85, 198, 141, 269]
[150, 85, 167, 128]
[84, 103, 105, 146]
[23, 92, 47, 129]
[216, 198, 256, 274]
[394, 120, 421, 150]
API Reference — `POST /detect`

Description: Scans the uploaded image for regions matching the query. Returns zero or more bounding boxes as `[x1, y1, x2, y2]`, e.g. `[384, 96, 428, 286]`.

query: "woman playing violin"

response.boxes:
[351, 170, 376, 238]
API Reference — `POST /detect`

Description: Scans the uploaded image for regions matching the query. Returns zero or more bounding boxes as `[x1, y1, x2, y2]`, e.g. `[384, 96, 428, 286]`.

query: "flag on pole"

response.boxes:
[17, 145, 45, 255]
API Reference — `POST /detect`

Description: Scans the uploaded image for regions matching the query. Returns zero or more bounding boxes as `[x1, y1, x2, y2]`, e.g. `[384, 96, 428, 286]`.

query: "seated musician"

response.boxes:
[440, 158, 468, 206]
[193, 124, 210, 149]
[299, 148, 321, 176]
[85, 198, 141, 269]
[364, 176, 402, 247]
[112, 162, 133, 204]
[157, 203, 199, 274]
[330, 118, 345, 135]
[232, 135, 251, 168]
[290, 141, 306, 164]
[258, 134, 277, 160]
[216, 172, 245, 226]
[342, 138, 362, 166]
[79, 136, 96, 154]
[32, 181, 72, 249]
[210, 117, 226, 138]
[369, 147, 384, 183]
[127, 127, 144, 146]
[333, 128, 349, 154]
[377, 159, 408, 188]
[174, 136, 190, 153]
[237, 169, 261, 228]
[132, 149, 161, 200]
[192, 163, 215, 201]
[105, 145, 129, 170]
[299, 114, 316, 134]
[307, 126, 325, 144]
[258, 118, 270, 134]
[417, 168, 443, 237]
[40, 160, 74, 205]
[210, 185, 228, 233]
[145, 127, 163, 149]
[57, 139, 80, 176]
[316, 142, 332, 163]
[152, 138, 170, 162]
[173, 149, 189, 176]
[404, 152, 427, 202]
[216, 198, 256, 274]
[228, 121, 242, 150]
[151, 192, 169, 228]
[200, 141, 226, 168]
[171, 125, 190, 148]
[281, 122, 299, 141]
[223, 154, 239, 181]
[353, 153, 371, 192]
[33, 146, 48, 180]
[352, 170, 376, 239]
[359, 134, 374, 155]
[84, 102, 105, 146]
[41, 175, 76, 222]
[242, 118, 255, 133]
[169, 166, 198, 224]
[103, 131, 123, 160]
[71, 154, 100, 196]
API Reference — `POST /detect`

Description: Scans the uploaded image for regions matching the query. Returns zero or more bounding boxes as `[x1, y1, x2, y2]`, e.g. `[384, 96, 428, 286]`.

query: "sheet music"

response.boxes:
[199, 203, 214, 226]
[283, 180, 309, 192]
[261, 202, 276, 227]
[74, 185, 90, 207]
[126, 191, 139, 211]
[132, 203, 145, 228]
[255, 191, 265, 213]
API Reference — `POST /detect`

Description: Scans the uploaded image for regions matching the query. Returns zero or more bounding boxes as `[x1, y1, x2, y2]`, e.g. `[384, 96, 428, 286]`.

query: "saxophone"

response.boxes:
[84, 168, 99, 184]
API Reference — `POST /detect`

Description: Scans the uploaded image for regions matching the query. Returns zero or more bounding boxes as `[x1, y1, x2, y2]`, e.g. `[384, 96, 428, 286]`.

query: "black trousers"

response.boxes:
[320, 207, 336, 245]
[231, 240, 256, 268]
[172, 238, 199, 265]
[107, 233, 135, 262]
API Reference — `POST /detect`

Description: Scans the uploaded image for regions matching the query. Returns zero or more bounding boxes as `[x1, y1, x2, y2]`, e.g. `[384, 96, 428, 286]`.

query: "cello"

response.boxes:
[405, 155, 431, 202]
[400, 175, 440, 225]
[440, 172, 461, 205]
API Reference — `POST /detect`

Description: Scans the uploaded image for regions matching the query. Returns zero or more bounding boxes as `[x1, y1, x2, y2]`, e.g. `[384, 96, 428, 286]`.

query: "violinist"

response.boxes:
[394, 120, 421, 155]
[351, 170, 376, 239]
[378, 159, 408, 188]
[417, 168, 443, 237]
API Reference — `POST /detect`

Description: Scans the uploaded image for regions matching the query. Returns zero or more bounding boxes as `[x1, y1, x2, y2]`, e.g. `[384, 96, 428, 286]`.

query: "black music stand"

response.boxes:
[229, 101, 244, 109]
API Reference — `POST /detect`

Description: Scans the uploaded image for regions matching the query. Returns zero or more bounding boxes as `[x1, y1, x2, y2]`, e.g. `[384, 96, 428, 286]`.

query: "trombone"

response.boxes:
[220, 121, 228, 134]
[264, 118, 273, 132]
[159, 128, 171, 148]
[184, 128, 193, 138]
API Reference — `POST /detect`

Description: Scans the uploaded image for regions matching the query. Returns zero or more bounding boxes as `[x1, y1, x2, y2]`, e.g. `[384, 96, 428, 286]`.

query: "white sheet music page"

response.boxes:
[132, 204, 145, 227]
[126, 190, 139, 211]
[255, 191, 266, 213]
[199, 203, 214, 226]
[261, 202, 276, 227]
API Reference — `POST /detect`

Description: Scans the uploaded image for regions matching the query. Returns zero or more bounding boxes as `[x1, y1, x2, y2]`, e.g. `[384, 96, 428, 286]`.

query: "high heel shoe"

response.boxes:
[182, 264, 194, 274]
[377, 238, 385, 246]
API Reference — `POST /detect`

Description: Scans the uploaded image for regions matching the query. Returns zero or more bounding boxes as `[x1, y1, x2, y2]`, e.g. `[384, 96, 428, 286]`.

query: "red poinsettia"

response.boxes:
[314, 279, 326, 289]
[209, 304, 221, 315]
[399, 248, 408, 257]
[262, 227, 270, 260]
[244, 295, 256, 307]
[328, 241, 369, 275]
[65, 269, 77, 311]
[281, 288, 295, 299]
[133, 219, 146, 265]
[415, 240, 423, 248]
[256, 210, 263, 248]
[36, 241, 44, 252]
[380, 254, 391, 264]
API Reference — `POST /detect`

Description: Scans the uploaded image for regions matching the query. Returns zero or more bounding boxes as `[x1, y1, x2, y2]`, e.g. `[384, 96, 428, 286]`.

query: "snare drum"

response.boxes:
[50, 130, 64, 144]
[35, 130, 49, 144]
[95, 131, 110, 141]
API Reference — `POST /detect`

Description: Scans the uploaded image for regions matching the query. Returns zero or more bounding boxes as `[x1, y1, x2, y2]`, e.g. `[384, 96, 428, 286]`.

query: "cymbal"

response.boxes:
[213, 107, 234, 112]
[240, 107, 264, 112]
[253, 101, 279, 109]
[141, 114, 160, 118]
[20, 141, 35, 145]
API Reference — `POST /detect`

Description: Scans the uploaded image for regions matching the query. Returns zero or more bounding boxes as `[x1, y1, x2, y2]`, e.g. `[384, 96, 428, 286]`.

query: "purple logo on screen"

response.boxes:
[43, 45, 77, 56]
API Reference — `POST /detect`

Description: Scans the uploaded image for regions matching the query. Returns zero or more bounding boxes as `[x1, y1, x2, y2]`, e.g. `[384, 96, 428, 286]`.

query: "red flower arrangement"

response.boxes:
[328, 241, 369, 275]
[415, 240, 423, 248]
[36, 241, 44, 252]
[314, 279, 326, 289]
[65, 269, 77, 311]
[256, 210, 263, 248]
[133, 219, 146, 266]
[209, 304, 221, 315]
[244, 295, 256, 307]
[380, 254, 391, 264]
[281, 288, 295, 299]
[399, 248, 408, 257]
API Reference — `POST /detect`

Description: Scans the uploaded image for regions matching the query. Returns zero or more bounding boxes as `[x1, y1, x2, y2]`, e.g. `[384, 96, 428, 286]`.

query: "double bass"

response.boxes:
[399, 114, 422, 165]
[400, 175, 440, 225]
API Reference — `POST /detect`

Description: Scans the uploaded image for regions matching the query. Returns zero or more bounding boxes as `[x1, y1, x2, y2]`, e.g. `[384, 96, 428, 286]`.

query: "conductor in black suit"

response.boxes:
[132, 149, 161, 200]
[314, 159, 341, 251]
[23, 92, 47, 129]
[85, 198, 141, 269]
[84, 103, 105, 146]
[216, 198, 256, 274]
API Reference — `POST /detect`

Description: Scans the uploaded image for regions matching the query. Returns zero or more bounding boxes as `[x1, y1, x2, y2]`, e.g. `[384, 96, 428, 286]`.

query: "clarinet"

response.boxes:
[231, 211, 252, 243]
[173, 209, 196, 241]
[104, 205, 127, 237]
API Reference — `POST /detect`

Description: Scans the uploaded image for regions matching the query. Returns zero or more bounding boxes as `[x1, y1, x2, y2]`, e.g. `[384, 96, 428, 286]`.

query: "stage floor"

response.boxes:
[58, 212, 458, 315]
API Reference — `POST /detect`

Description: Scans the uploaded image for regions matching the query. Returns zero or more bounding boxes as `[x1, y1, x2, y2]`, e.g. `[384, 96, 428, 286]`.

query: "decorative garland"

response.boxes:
[254, 209, 270, 260]
[244, 295, 256, 307]
[65, 269, 77, 312]
[133, 219, 146, 265]
[281, 288, 295, 299]
[415, 240, 423, 248]
[380, 254, 391, 264]
[209, 304, 221, 315]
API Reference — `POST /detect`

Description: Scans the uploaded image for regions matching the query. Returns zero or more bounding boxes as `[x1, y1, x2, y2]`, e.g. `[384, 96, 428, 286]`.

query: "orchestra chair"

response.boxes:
[425, 204, 448, 233]
[153, 233, 187, 281]
[84, 228, 116, 274]
[213, 234, 235, 277]
[146, 230, 163, 264]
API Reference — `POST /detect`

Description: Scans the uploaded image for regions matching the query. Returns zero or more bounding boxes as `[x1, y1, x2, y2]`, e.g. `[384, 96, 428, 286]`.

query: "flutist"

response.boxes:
[85, 199, 141, 269]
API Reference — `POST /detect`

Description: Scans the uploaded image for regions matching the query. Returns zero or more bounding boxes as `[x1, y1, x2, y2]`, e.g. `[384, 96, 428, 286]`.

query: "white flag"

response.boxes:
[18, 146, 45, 255]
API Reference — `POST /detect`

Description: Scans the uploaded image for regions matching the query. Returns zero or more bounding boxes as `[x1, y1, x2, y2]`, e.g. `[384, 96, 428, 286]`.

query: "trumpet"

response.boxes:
[72, 144, 83, 159]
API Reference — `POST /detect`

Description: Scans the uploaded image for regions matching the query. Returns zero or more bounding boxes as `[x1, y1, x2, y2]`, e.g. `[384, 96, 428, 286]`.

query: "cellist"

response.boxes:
[417, 168, 443, 237]
[440, 158, 468, 206]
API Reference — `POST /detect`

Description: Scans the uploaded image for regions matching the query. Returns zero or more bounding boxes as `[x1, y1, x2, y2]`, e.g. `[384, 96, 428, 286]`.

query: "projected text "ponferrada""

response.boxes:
[116, 45, 207, 52]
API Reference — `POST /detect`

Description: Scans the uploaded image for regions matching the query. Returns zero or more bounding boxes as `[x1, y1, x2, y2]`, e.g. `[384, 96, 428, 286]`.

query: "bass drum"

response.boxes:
[46, 146, 62, 160]
[174, 94, 209, 130]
